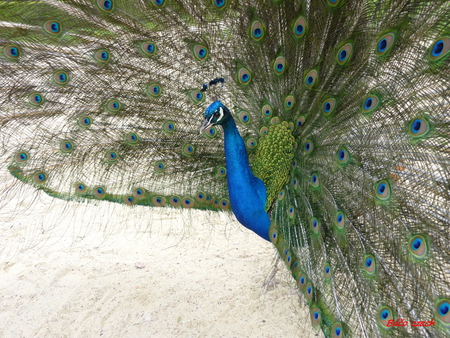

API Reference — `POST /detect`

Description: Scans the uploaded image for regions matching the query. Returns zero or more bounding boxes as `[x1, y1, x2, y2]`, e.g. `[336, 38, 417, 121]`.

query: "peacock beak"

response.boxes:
[200, 118, 213, 134]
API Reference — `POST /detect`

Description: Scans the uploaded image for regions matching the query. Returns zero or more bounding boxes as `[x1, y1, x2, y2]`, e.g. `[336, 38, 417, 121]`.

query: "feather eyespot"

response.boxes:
[378, 306, 394, 329]
[154, 162, 165, 172]
[408, 116, 432, 138]
[189, 90, 204, 103]
[147, 82, 162, 98]
[52, 70, 69, 85]
[195, 191, 206, 203]
[284, 95, 295, 110]
[219, 198, 229, 210]
[429, 36, 450, 61]
[74, 183, 87, 194]
[311, 218, 320, 233]
[124, 195, 136, 206]
[43, 20, 61, 35]
[78, 116, 92, 128]
[216, 166, 226, 177]
[170, 196, 181, 207]
[323, 97, 337, 117]
[271, 117, 280, 125]
[237, 67, 252, 84]
[93, 186, 106, 199]
[261, 104, 273, 118]
[288, 206, 295, 218]
[249, 20, 264, 41]
[162, 121, 175, 134]
[310, 173, 319, 188]
[293, 16, 307, 39]
[273, 56, 286, 75]
[133, 188, 146, 199]
[97, 0, 114, 11]
[106, 99, 121, 113]
[361, 92, 381, 115]
[94, 49, 110, 63]
[376, 32, 396, 56]
[331, 322, 344, 338]
[310, 308, 321, 328]
[182, 197, 194, 208]
[125, 132, 139, 145]
[212, 0, 227, 9]
[269, 224, 278, 244]
[193, 44, 209, 61]
[435, 299, 450, 326]
[152, 196, 166, 207]
[246, 138, 257, 149]
[335, 211, 345, 229]
[305, 282, 314, 302]
[239, 111, 250, 124]
[3, 45, 20, 59]
[304, 69, 318, 88]
[204, 126, 218, 138]
[408, 235, 428, 259]
[375, 179, 391, 201]
[336, 43, 353, 65]
[140, 41, 156, 56]
[33, 171, 47, 184]
[324, 263, 332, 279]
[60, 140, 75, 153]
[150, 0, 166, 8]
[336, 146, 350, 165]
[278, 190, 285, 200]
[182, 143, 195, 156]
[259, 126, 268, 136]
[305, 140, 314, 154]
[296, 116, 305, 128]
[14, 151, 29, 163]
[105, 150, 118, 162]
[363, 254, 376, 275]
[29, 92, 44, 106]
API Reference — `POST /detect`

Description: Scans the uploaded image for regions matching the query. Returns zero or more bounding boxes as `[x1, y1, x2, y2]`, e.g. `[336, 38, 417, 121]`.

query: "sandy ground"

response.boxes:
[0, 188, 321, 338]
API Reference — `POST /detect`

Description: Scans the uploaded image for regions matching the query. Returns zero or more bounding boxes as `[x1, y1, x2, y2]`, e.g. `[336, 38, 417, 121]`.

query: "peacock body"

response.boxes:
[1, 0, 450, 337]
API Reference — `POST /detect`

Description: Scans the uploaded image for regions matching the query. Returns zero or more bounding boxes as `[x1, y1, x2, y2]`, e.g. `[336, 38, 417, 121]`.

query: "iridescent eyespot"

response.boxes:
[14, 151, 29, 163]
[216, 166, 226, 177]
[278, 190, 285, 200]
[435, 299, 450, 327]
[150, 0, 165, 8]
[336, 42, 353, 65]
[261, 104, 273, 118]
[335, 211, 345, 229]
[336, 146, 350, 165]
[311, 218, 320, 233]
[140, 41, 156, 56]
[305, 282, 314, 302]
[152, 196, 166, 207]
[212, 0, 227, 9]
[239, 111, 250, 124]
[331, 322, 344, 338]
[189, 90, 204, 103]
[133, 188, 146, 199]
[204, 126, 218, 138]
[322, 97, 337, 117]
[162, 121, 175, 134]
[106, 99, 121, 113]
[29, 93, 44, 106]
[147, 82, 162, 98]
[375, 179, 391, 201]
[94, 186, 106, 199]
[284, 95, 295, 110]
[97, 0, 114, 11]
[106, 150, 118, 162]
[376, 32, 397, 56]
[249, 20, 264, 41]
[408, 116, 432, 138]
[273, 56, 286, 75]
[296, 116, 305, 128]
[304, 69, 318, 88]
[293, 16, 307, 39]
[310, 173, 319, 187]
[328, 0, 340, 6]
[237, 67, 252, 85]
[124, 195, 135, 206]
[154, 161, 165, 172]
[170, 196, 181, 207]
[259, 126, 268, 136]
[3, 45, 20, 59]
[288, 206, 295, 218]
[195, 191, 206, 203]
[310, 308, 321, 328]
[182, 143, 195, 156]
[52, 70, 69, 85]
[182, 197, 194, 208]
[378, 306, 394, 329]
[219, 198, 229, 210]
[78, 116, 92, 128]
[75, 183, 87, 194]
[271, 117, 280, 125]
[408, 235, 428, 259]
[361, 93, 381, 115]
[125, 132, 139, 145]
[33, 171, 47, 184]
[269, 224, 279, 244]
[305, 139, 314, 154]
[60, 140, 75, 153]
[324, 263, 332, 279]
[94, 49, 110, 63]
[429, 36, 450, 61]
[246, 138, 257, 149]
[193, 44, 208, 61]
[364, 254, 376, 275]
[43, 20, 61, 35]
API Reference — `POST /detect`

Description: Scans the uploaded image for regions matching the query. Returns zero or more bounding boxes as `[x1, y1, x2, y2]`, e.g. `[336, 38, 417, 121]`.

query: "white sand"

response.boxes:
[0, 187, 320, 338]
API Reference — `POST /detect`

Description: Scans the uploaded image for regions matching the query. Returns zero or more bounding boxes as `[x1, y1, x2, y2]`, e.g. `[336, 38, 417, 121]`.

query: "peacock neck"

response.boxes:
[221, 116, 270, 241]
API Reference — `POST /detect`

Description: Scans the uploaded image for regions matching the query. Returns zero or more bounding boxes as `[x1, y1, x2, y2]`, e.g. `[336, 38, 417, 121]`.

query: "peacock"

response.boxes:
[0, 0, 450, 336]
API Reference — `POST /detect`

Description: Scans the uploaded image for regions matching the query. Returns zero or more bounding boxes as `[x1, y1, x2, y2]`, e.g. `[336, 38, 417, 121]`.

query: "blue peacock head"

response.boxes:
[200, 100, 232, 133]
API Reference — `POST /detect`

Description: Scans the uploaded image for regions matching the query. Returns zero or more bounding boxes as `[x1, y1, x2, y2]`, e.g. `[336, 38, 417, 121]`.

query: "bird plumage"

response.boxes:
[1, 0, 450, 337]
